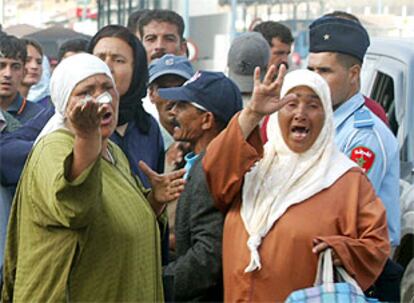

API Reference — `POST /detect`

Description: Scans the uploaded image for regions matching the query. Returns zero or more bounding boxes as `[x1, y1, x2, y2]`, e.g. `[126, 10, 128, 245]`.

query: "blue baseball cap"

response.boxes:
[148, 54, 195, 84]
[158, 71, 243, 124]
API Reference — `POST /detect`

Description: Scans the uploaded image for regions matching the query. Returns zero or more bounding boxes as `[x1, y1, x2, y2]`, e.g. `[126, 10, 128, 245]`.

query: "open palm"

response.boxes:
[250, 64, 295, 116]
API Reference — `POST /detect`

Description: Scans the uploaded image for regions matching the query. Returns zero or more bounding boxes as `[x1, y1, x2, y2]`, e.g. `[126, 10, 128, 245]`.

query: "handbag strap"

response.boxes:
[313, 248, 364, 296]
[335, 266, 365, 296]
[314, 248, 334, 286]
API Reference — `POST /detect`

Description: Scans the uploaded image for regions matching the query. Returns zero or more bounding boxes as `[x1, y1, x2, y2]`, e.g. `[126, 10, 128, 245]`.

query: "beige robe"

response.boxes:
[202, 115, 390, 302]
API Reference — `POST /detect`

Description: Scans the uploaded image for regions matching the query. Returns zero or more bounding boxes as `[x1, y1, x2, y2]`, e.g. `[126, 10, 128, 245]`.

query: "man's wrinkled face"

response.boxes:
[141, 21, 186, 63]
[169, 101, 207, 144]
[149, 85, 176, 135]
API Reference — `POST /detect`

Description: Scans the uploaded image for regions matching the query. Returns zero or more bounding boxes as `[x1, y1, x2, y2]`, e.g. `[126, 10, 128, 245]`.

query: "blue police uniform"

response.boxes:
[335, 93, 400, 246]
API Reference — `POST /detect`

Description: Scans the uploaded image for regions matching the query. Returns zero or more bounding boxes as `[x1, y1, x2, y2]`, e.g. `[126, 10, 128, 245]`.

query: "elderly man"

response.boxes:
[159, 71, 242, 301]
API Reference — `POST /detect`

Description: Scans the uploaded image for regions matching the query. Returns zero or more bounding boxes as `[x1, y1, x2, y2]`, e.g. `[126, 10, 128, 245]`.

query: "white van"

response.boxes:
[361, 37, 414, 269]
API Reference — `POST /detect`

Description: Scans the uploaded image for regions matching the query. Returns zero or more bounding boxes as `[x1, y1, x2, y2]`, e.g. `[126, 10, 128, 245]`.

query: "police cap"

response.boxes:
[309, 16, 370, 62]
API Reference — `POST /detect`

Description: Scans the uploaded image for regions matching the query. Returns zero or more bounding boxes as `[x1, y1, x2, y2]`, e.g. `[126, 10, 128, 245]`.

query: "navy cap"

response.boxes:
[309, 16, 370, 61]
[149, 54, 195, 84]
[158, 71, 243, 123]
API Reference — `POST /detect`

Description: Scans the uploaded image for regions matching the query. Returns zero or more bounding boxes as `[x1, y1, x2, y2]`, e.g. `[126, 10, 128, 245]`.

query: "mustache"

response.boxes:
[151, 51, 166, 60]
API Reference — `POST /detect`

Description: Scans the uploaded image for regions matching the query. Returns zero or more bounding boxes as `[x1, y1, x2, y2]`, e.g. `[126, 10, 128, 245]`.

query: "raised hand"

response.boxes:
[249, 64, 296, 116]
[67, 99, 107, 140]
[238, 65, 296, 139]
[139, 161, 186, 215]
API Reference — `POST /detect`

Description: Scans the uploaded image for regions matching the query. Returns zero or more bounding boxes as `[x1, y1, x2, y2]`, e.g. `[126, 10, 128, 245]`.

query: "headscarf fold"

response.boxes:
[35, 53, 113, 144]
[88, 25, 151, 132]
[241, 69, 357, 272]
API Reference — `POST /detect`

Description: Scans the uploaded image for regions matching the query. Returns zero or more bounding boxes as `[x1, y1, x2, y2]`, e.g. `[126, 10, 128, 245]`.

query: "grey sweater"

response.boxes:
[164, 152, 224, 302]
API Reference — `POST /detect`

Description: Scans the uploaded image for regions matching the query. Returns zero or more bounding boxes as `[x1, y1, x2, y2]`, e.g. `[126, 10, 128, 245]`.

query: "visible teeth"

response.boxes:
[292, 127, 309, 134]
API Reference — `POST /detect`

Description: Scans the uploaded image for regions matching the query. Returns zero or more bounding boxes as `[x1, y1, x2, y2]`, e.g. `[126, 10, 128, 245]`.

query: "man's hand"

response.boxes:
[139, 161, 186, 215]
[166, 142, 191, 169]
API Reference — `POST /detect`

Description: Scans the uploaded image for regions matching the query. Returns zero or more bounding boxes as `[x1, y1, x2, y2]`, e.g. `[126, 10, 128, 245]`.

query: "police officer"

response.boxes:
[307, 16, 402, 301]
[307, 16, 400, 247]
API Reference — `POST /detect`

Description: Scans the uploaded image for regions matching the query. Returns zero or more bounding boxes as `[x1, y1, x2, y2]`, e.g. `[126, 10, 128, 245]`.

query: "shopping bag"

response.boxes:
[285, 248, 379, 303]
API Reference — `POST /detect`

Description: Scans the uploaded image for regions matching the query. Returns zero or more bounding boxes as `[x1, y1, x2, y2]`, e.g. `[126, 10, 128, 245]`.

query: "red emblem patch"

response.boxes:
[350, 146, 376, 173]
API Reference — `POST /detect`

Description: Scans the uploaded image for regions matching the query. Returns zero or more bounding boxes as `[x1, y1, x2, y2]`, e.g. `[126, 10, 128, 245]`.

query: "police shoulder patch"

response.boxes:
[350, 146, 376, 173]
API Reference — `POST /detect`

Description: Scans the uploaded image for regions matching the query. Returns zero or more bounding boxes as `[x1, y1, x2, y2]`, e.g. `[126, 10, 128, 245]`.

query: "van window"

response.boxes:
[371, 72, 398, 135]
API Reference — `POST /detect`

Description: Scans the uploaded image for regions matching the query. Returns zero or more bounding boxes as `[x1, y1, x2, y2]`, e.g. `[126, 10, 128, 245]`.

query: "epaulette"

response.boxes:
[353, 107, 374, 129]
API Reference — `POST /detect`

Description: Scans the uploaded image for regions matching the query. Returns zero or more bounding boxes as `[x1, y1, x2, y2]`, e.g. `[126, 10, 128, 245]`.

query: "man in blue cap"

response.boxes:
[307, 14, 401, 301]
[147, 54, 194, 154]
[159, 71, 242, 301]
[146, 54, 195, 276]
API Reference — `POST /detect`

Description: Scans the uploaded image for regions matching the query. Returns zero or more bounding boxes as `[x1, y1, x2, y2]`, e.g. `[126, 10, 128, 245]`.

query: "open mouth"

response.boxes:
[101, 112, 113, 125]
[171, 118, 180, 128]
[291, 126, 310, 140]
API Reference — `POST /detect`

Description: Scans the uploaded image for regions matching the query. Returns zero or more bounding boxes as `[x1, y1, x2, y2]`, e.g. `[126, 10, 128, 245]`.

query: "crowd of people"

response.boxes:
[0, 7, 409, 302]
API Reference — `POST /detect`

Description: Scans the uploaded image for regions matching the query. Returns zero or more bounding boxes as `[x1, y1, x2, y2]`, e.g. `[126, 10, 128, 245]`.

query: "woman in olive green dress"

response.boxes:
[1, 53, 184, 302]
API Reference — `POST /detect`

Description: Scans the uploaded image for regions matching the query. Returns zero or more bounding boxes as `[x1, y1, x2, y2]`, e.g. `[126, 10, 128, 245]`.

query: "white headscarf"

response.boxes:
[241, 69, 357, 272]
[35, 53, 114, 144]
[27, 55, 51, 102]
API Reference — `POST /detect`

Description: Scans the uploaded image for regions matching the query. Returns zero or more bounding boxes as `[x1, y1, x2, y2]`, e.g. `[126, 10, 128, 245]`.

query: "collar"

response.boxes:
[0, 110, 6, 132]
[334, 93, 365, 129]
[183, 152, 201, 180]
[184, 152, 200, 163]
[7, 93, 26, 115]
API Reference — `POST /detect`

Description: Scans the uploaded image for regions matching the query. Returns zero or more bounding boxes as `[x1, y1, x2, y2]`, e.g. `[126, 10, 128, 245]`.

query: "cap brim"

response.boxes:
[158, 86, 195, 103]
[228, 71, 254, 93]
[149, 69, 193, 84]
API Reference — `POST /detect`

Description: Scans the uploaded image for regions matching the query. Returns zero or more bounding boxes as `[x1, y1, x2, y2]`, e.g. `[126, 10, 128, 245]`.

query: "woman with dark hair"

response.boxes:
[88, 25, 165, 189]
[18, 39, 43, 99]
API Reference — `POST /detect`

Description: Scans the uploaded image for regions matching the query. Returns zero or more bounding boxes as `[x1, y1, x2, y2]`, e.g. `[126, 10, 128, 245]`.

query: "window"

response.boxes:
[371, 72, 398, 135]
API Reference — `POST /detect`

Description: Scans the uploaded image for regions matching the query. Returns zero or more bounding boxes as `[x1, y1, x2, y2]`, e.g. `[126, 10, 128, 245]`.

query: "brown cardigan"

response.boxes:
[203, 114, 390, 302]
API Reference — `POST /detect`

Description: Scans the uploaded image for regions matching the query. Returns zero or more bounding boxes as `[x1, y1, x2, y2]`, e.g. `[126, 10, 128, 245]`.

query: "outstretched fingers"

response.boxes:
[262, 64, 277, 85]
[168, 168, 186, 181]
[268, 64, 287, 92]
[139, 160, 157, 180]
[253, 66, 261, 87]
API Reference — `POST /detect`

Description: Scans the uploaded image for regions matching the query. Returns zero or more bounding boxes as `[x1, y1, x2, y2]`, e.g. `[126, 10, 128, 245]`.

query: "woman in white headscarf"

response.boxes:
[202, 66, 390, 302]
[2, 53, 184, 302]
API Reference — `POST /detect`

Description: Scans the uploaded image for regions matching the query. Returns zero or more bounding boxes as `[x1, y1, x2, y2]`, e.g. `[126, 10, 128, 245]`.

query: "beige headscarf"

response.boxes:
[241, 69, 356, 272]
[35, 53, 114, 144]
